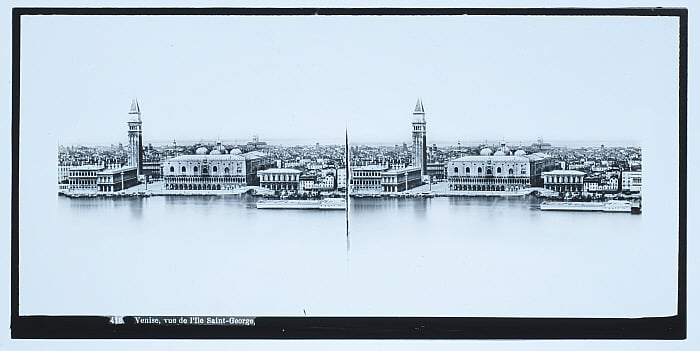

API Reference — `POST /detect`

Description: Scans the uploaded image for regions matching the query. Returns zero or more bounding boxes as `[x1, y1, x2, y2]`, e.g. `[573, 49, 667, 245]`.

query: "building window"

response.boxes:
[478, 167, 483, 176]
[466, 167, 470, 174]
[497, 167, 501, 174]
[453, 167, 458, 173]
[509, 168, 514, 175]
[194, 166, 198, 172]
[213, 166, 218, 173]
[181, 166, 186, 172]
[170, 166, 175, 173]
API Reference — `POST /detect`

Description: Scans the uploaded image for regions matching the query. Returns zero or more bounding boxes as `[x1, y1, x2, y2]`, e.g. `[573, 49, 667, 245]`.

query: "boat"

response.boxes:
[256, 198, 346, 210]
[319, 198, 347, 210]
[540, 200, 634, 213]
[602, 200, 633, 212]
[540, 201, 604, 211]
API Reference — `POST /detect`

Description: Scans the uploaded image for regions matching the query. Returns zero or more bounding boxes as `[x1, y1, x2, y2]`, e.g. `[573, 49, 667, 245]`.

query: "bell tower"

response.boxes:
[127, 98, 143, 177]
[411, 97, 427, 177]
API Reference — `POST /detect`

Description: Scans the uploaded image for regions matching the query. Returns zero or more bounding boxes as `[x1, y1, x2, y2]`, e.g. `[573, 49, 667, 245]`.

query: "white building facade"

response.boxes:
[258, 168, 302, 191]
[621, 171, 642, 193]
[163, 155, 247, 191]
[542, 170, 586, 193]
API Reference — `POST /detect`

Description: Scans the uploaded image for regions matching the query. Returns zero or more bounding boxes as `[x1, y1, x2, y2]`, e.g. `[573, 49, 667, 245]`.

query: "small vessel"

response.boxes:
[602, 200, 633, 212]
[319, 198, 347, 210]
[540, 200, 634, 213]
[256, 198, 346, 210]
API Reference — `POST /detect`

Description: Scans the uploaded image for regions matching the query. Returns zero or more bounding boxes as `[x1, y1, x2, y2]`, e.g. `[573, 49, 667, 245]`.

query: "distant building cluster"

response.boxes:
[58, 98, 642, 199]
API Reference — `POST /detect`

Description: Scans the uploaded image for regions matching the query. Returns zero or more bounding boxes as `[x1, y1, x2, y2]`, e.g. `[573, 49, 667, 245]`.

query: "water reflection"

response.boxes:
[38, 195, 659, 317]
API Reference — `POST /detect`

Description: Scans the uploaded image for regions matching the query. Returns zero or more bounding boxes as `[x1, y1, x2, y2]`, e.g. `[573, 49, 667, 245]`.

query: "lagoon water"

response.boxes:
[20, 195, 677, 318]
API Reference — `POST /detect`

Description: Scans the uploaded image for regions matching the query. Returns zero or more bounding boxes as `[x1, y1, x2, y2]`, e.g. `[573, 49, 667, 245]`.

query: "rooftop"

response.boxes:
[452, 155, 529, 162]
[383, 166, 421, 175]
[98, 165, 138, 174]
[69, 165, 105, 171]
[241, 151, 267, 160]
[543, 170, 586, 175]
[258, 168, 302, 174]
[167, 154, 245, 161]
[352, 165, 388, 171]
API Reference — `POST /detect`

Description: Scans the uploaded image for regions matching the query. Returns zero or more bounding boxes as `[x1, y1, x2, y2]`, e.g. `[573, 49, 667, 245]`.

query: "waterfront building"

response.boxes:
[350, 165, 387, 193]
[337, 168, 347, 191]
[67, 164, 138, 193]
[299, 174, 316, 191]
[127, 98, 144, 177]
[305, 172, 336, 191]
[380, 166, 422, 192]
[142, 159, 162, 179]
[542, 170, 586, 193]
[162, 154, 247, 191]
[350, 165, 424, 194]
[258, 168, 302, 191]
[583, 176, 602, 193]
[162, 150, 274, 191]
[96, 166, 139, 192]
[242, 151, 276, 185]
[427, 162, 446, 180]
[58, 165, 71, 183]
[446, 146, 554, 192]
[67, 165, 103, 192]
[583, 176, 619, 194]
[411, 98, 427, 177]
[621, 171, 642, 193]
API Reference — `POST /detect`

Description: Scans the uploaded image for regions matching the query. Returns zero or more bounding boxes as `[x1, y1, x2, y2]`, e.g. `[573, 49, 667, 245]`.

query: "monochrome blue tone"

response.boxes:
[20, 196, 675, 317]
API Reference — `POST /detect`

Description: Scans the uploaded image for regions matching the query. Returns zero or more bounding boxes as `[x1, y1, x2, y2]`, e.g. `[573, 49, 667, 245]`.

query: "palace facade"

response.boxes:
[446, 144, 555, 192]
[162, 150, 274, 191]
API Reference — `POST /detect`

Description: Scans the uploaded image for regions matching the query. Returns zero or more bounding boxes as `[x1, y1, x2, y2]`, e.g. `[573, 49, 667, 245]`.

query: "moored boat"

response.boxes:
[256, 198, 346, 210]
[540, 200, 634, 213]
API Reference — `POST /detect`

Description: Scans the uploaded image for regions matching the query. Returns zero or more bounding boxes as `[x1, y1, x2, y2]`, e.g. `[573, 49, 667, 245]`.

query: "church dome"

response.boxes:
[229, 148, 242, 155]
[514, 149, 526, 156]
[210, 149, 222, 155]
[195, 147, 209, 155]
[480, 147, 493, 156]
[494, 150, 506, 156]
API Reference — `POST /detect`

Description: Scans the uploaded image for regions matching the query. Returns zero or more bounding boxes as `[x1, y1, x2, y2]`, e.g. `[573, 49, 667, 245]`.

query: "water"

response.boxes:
[20, 196, 676, 318]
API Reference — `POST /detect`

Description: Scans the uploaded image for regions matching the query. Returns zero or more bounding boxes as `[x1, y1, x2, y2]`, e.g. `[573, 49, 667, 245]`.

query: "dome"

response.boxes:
[210, 149, 221, 155]
[514, 149, 526, 156]
[480, 147, 493, 156]
[229, 148, 242, 155]
[494, 150, 506, 156]
[195, 147, 209, 155]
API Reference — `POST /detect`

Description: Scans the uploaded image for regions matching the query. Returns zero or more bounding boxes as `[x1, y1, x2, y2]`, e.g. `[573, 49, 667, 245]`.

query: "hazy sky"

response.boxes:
[20, 14, 679, 146]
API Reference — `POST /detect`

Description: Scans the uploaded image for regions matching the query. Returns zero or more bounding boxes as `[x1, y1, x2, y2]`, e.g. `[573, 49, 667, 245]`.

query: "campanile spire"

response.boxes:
[411, 98, 427, 177]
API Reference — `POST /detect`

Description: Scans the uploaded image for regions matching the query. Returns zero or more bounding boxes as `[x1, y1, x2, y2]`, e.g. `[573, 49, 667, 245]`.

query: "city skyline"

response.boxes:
[22, 14, 678, 146]
[13, 7, 686, 344]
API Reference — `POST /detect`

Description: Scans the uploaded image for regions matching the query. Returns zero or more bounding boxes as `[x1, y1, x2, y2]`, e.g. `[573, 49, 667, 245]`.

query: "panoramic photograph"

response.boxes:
[18, 12, 679, 319]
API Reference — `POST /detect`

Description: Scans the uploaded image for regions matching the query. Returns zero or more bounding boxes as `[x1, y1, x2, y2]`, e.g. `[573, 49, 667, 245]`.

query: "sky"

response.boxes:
[18, 13, 679, 146]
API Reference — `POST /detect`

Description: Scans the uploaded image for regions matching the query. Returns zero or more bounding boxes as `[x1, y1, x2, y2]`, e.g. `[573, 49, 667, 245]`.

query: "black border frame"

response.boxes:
[11, 7, 688, 340]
